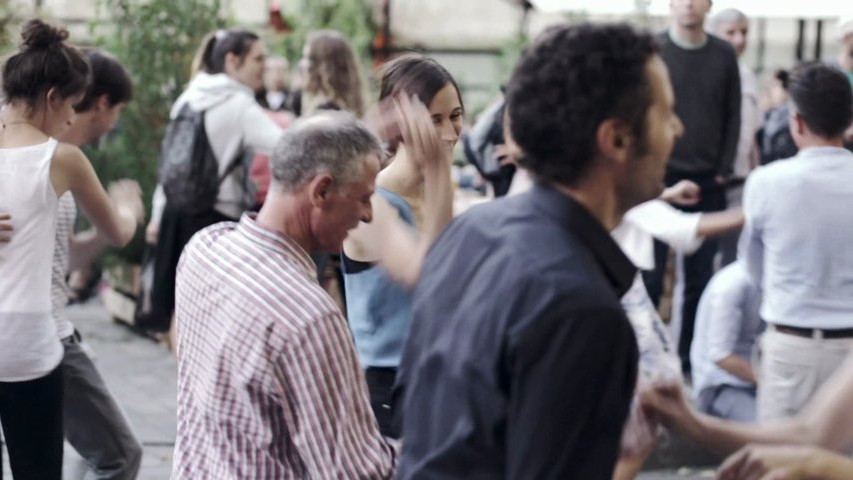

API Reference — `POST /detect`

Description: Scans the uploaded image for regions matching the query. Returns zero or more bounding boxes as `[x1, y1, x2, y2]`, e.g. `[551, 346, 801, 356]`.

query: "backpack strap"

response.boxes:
[217, 141, 244, 185]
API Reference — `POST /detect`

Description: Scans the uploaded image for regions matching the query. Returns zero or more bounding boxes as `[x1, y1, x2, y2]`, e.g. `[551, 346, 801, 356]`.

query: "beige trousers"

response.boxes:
[757, 325, 853, 421]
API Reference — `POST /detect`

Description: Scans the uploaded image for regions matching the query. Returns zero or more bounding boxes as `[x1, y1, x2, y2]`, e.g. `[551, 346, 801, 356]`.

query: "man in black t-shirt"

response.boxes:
[644, 0, 741, 375]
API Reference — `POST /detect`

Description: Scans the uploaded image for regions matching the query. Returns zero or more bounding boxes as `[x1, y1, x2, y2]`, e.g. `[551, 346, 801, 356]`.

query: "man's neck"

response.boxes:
[255, 193, 315, 253]
[796, 136, 846, 150]
[838, 51, 853, 73]
[58, 125, 90, 147]
[669, 24, 708, 49]
[550, 174, 623, 232]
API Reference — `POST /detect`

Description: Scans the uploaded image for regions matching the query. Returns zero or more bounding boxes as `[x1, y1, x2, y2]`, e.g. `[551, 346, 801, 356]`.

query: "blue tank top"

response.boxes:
[343, 187, 415, 368]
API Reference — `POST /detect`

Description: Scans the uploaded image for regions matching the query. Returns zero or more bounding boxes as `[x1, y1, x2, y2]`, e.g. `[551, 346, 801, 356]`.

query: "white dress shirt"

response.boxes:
[691, 262, 763, 396]
[741, 146, 853, 329]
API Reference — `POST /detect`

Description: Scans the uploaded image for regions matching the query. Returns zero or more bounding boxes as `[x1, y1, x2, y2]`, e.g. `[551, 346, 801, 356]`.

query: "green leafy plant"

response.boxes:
[277, 0, 376, 65]
[86, 0, 224, 263]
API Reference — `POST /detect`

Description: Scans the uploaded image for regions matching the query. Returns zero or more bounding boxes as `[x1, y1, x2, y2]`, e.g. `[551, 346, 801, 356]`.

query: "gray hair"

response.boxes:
[707, 8, 748, 34]
[269, 111, 383, 192]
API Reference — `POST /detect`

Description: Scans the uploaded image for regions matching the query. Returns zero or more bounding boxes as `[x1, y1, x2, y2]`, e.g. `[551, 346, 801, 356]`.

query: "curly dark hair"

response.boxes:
[788, 62, 853, 139]
[506, 23, 659, 186]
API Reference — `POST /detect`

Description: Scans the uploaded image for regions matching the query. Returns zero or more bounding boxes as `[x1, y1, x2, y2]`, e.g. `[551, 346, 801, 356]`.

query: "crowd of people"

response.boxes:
[1, 0, 853, 478]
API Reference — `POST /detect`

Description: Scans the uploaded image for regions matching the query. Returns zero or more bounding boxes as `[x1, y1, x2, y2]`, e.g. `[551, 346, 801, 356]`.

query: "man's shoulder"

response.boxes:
[706, 34, 738, 59]
[184, 220, 240, 254]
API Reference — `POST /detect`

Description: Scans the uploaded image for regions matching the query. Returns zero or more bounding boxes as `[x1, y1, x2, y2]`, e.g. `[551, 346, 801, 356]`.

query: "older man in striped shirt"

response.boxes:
[171, 110, 419, 479]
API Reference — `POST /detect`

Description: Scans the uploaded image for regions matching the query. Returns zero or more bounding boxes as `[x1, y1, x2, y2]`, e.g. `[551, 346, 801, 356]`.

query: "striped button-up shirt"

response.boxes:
[173, 214, 397, 479]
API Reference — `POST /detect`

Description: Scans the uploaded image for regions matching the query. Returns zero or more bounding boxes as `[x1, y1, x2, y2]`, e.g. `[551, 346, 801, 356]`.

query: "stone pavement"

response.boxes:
[2, 299, 720, 479]
[2, 300, 176, 479]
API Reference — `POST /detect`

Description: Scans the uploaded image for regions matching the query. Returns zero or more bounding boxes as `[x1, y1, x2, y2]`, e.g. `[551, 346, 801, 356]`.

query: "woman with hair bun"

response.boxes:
[0, 19, 143, 479]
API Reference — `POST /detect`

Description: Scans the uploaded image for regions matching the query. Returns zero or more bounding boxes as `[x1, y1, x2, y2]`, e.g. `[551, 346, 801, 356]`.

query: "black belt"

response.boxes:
[774, 324, 853, 339]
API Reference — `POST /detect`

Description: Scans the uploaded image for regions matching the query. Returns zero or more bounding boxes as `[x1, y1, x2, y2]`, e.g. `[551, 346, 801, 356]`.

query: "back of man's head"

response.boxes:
[270, 111, 382, 192]
[505, 23, 658, 186]
[75, 48, 133, 113]
[788, 62, 853, 140]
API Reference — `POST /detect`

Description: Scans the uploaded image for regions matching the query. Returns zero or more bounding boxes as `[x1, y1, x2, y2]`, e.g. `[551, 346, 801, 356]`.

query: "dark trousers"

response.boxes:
[643, 170, 726, 374]
[0, 366, 64, 480]
[365, 367, 399, 439]
[150, 206, 233, 331]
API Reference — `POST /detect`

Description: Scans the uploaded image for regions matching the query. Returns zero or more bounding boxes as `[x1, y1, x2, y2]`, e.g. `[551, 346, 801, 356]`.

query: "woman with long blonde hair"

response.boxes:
[299, 30, 365, 117]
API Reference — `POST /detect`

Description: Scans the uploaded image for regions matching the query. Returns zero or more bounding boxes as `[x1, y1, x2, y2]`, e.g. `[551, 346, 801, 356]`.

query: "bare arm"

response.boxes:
[717, 445, 853, 480]
[345, 94, 452, 289]
[696, 208, 744, 238]
[68, 229, 110, 272]
[50, 143, 142, 247]
[716, 355, 757, 384]
[643, 354, 853, 455]
[641, 382, 809, 456]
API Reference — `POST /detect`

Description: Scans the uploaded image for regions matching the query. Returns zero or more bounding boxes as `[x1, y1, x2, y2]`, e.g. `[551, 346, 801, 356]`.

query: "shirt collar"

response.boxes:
[237, 213, 317, 279]
[529, 182, 637, 297]
[668, 27, 708, 50]
[794, 146, 853, 160]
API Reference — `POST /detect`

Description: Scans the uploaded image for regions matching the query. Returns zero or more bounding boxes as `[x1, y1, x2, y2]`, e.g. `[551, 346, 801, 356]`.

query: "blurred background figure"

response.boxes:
[707, 8, 762, 267]
[298, 29, 366, 117]
[147, 28, 283, 339]
[759, 68, 798, 165]
[832, 16, 853, 149]
[260, 55, 292, 112]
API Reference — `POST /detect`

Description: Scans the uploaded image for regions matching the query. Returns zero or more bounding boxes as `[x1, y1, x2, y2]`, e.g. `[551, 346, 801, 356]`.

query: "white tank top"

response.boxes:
[0, 138, 64, 381]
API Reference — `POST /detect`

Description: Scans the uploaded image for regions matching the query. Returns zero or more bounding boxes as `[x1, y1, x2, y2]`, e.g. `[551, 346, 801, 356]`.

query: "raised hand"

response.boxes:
[662, 179, 701, 206]
[108, 179, 145, 225]
[393, 93, 445, 171]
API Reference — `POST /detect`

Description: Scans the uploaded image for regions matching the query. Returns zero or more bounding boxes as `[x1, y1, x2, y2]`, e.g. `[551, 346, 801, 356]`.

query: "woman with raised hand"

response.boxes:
[0, 19, 142, 479]
[343, 54, 463, 437]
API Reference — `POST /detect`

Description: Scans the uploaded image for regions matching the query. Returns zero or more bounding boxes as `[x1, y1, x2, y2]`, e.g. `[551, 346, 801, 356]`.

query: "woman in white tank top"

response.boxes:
[0, 19, 142, 479]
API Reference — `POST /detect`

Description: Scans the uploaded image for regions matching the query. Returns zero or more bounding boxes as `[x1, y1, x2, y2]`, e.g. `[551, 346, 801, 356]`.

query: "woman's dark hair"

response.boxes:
[2, 19, 91, 108]
[74, 48, 134, 112]
[198, 29, 259, 74]
[788, 62, 853, 139]
[378, 53, 463, 153]
[507, 23, 658, 186]
[774, 69, 790, 90]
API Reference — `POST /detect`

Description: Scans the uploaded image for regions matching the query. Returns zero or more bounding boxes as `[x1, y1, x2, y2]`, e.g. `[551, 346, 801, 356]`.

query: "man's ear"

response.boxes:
[790, 111, 806, 137]
[308, 174, 335, 207]
[95, 94, 111, 112]
[595, 118, 634, 166]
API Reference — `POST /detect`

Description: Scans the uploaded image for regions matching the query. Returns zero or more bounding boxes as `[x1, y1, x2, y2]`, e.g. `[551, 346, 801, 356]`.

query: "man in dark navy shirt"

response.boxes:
[394, 23, 684, 479]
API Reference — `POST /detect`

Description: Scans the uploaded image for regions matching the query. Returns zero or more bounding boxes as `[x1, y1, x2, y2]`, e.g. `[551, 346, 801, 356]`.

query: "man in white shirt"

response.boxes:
[741, 62, 853, 421]
[690, 261, 763, 422]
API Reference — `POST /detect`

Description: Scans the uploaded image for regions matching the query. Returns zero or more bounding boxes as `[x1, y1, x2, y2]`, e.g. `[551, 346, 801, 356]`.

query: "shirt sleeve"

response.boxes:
[273, 312, 397, 479]
[505, 303, 637, 479]
[704, 280, 744, 363]
[624, 200, 703, 254]
[241, 103, 284, 156]
[741, 171, 765, 287]
[719, 48, 743, 176]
